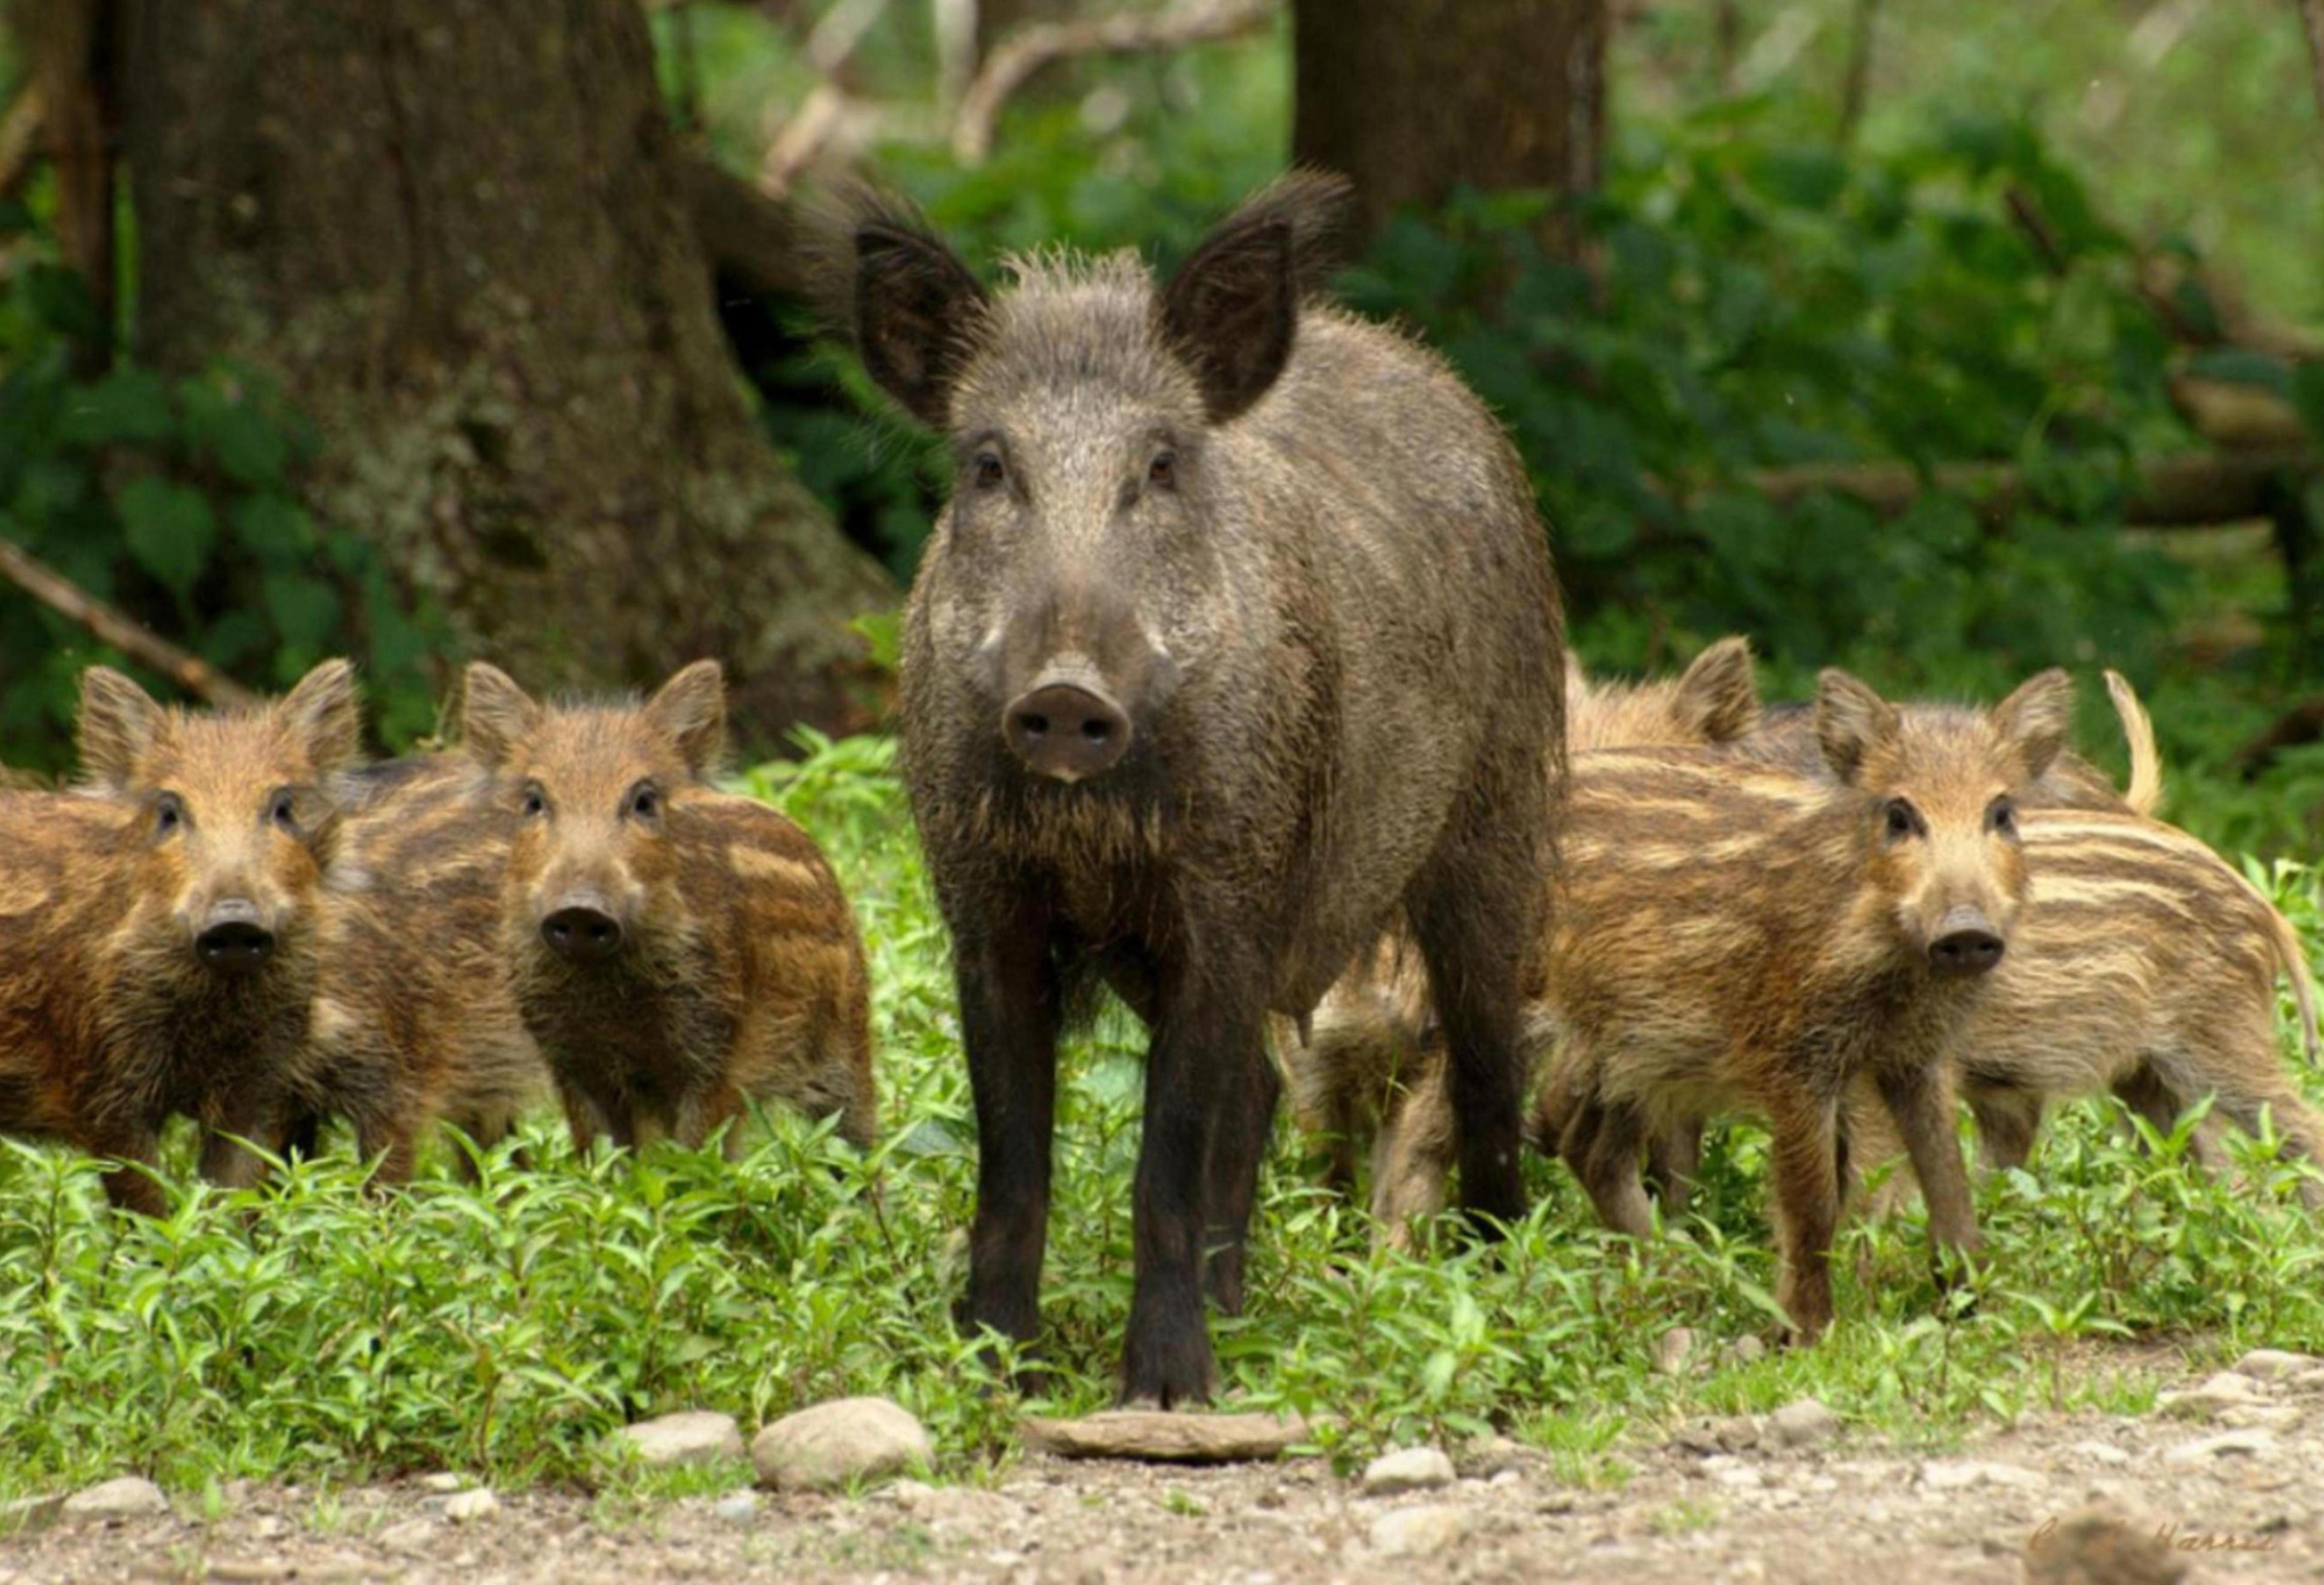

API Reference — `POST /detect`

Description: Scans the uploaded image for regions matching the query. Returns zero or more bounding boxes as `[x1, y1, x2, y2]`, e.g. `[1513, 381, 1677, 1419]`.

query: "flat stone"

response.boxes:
[1019, 1409, 1310, 1465]
[754, 1397, 933, 1491]
[2024, 1505, 2189, 1585]
[1459, 1434, 1530, 1478]
[376, 1518, 439, 1553]
[416, 1473, 468, 1494]
[2156, 1371, 2266, 1421]
[1368, 1503, 1469, 1558]
[60, 1477, 167, 1521]
[2161, 1429, 2278, 1465]
[1766, 1398, 1841, 1449]
[2232, 1349, 2317, 1381]
[712, 1492, 761, 1524]
[1360, 1446, 1457, 1496]
[442, 1489, 499, 1523]
[2066, 1441, 2132, 1467]
[612, 1410, 746, 1469]
[2219, 1404, 2302, 1432]
[1920, 1460, 2047, 1492]
[1654, 1327, 1697, 1376]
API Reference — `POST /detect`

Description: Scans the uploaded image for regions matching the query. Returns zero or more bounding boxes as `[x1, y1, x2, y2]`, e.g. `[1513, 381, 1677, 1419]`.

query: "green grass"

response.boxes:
[1, 732, 2320, 1500]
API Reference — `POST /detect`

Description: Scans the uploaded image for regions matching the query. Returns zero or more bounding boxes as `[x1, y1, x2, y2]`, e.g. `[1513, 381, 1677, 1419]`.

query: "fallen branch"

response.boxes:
[1736, 448, 2318, 530]
[0, 538, 258, 709]
[952, 0, 1278, 165]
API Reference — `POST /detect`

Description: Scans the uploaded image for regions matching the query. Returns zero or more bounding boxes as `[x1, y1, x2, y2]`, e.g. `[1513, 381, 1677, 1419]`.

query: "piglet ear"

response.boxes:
[77, 666, 166, 791]
[1814, 668, 1899, 786]
[852, 206, 989, 429]
[460, 662, 541, 771]
[1671, 636, 1760, 745]
[644, 659, 727, 781]
[1989, 668, 2075, 785]
[276, 658, 364, 776]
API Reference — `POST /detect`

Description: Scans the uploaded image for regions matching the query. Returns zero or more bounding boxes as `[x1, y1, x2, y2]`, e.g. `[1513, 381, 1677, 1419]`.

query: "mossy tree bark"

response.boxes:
[117, 0, 895, 741]
[1291, 0, 1607, 249]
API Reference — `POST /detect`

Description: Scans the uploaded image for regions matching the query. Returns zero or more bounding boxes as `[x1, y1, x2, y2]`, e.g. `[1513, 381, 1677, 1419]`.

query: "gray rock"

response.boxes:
[60, 1477, 167, 1521]
[1369, 1503, 1469, 1557]
[376, 1518, 439, 1554]
[2155, 1370, 2265, 1420]
[416, 1472, 468, 1494]
[1654, 1327, 1698, 1376]
[442, 1488, 499, 1523]
[1766, 1398, 1841, 1449]
[2161, 1429, 2277, 1465]
[712, 1492, 761, 1524]
[1726, 1336, 1768, 1367]
[2219, 1404, 2302, 1432]
[2232, 1349, 2317, 1381]
[1360, 1446, 1457, 1496]
[612, 1410, 746, 1469]
[1458, 1434, 1530, 1478]
[1020, 1409, 1312, 1464]
[2065, 1440, 2132, 1467]
[752, 1396, 932, 1492]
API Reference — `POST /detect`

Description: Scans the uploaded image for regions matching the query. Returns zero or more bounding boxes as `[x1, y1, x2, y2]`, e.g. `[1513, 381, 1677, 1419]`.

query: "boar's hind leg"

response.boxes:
[955, 898, 1064, 1370]
[1199, 1040, 1278, 1317]
[1562, 1092, 1656, 1239]
[1123, 948, 1270, 1408]
[1763, 1087, 1844, 1342]
[1644, 1120, 1705, 1219]
[1406, 829, 1538, 1232]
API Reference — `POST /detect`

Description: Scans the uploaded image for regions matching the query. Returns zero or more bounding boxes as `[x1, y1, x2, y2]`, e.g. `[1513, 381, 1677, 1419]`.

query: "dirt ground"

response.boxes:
[6, 1359, 2320, 1584]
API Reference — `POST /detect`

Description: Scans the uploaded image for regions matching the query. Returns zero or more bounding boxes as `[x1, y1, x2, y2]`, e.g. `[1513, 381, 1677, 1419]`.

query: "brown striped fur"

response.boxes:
[463, 661, 876, 1155]
[1277, 637, 1761, 1232]
[0, 662, 358, 1211]
[283, 751, 549, 1182]
[1537, 668, 2072, 1339]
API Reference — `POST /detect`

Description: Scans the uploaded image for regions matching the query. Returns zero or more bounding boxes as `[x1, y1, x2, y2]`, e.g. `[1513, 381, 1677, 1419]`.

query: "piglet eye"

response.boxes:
[1988, 797, 2017, 836]
[1148, 451, 1177, 490]
[520, 783, 547, 819]
[1883, 799, 1919, 840]
[154, 794, 185, 837]
[629, 784, 660, 820]
[269, 791, 299, 832]
[973, 452, 1006, 491]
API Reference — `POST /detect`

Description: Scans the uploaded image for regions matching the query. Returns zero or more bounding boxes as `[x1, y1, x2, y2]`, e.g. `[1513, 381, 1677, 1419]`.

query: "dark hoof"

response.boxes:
[1121, 1325, 1218, 1410]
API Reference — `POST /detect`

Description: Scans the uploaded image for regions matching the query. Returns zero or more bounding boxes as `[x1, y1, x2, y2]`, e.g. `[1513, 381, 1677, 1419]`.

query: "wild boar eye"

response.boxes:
[1987, 797, 2017, 836]
[1882, 798, 1921, 841]
[972, 452, 1006, 492]
[1147, 450, 1177, 490]
[154, 794, 186, 838]
[269, 790, 300, 833]
[628, 783, 660, 820]
[520, 783, 548, 819]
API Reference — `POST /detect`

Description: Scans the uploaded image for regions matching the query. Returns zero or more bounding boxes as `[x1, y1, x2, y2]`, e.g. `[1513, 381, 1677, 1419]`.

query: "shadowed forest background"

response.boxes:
[1, 0, 2322, 855]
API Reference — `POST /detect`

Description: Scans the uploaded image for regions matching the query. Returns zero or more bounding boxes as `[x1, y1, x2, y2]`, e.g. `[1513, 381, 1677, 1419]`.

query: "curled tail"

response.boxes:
[2102, 669, 2163, 818]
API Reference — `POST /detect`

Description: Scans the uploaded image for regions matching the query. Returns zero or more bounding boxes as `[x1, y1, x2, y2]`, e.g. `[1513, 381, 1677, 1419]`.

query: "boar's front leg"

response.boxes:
[1199, 1040, 1278, 1317]
[91, 1118, 167, 1216]
[955, 893, 1063, 1372]
[1872, 1060, 1981, 1278]
[1763, 1083, 1843, 1342]
[1123, 942, 1269, 1407]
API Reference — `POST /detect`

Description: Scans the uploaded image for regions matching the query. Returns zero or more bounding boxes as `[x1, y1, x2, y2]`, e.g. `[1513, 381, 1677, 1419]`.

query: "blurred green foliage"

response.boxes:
[0, 207, 445, 772]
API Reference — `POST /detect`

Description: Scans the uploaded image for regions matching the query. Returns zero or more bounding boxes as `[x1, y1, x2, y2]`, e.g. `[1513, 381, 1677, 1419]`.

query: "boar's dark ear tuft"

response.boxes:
[77, 666, 166, 790]
[1814, 668, 1899, 786]
[1989, 667, 2075, 784]
[1672, 636, 1760, 745]
[844, 189, 989, 430]
[1159, 170, 1353, 424]
[645, 659, 727, 780]
[276, 659, 363, 776]
[459, 663, 541, 771]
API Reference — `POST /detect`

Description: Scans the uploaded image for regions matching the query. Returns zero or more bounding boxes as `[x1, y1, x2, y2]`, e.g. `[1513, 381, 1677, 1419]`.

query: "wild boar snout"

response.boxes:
[195, 896, 275, 975]
[1927, 905, 2004, 978]
[1005, 671, 1131, 782]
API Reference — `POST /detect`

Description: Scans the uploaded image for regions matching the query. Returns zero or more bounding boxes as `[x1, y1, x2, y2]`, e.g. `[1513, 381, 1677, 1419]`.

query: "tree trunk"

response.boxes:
[116, 0, 895, 744]
[1291, 0, 1607, 247]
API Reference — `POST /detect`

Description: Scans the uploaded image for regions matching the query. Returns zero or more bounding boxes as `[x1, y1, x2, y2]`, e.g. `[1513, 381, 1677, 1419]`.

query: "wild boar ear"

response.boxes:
[1672, 636, 1760, 745]
[1160, 214, 1299, 424]
[276, 659, 363, 775]
[1989, 667, 2075, 784]
[77, 665, 166, 790]
[460, 663, 541, 770]
[645, 659, 727, 780]
[1814, 669, 1899, 786]
[852, 212, 989, 429]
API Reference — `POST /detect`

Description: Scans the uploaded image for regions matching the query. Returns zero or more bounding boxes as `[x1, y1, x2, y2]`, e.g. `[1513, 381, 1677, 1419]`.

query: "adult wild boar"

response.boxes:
[845, 173, 1565, 1403]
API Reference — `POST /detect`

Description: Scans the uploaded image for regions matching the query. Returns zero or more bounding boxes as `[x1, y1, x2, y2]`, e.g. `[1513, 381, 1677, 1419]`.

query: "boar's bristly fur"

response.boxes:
[852, 172, 1565, 1404]
[0, 661, 360, 1211]
[465, 661, 876, 1157]
[1539, 668, 2073, 1340]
